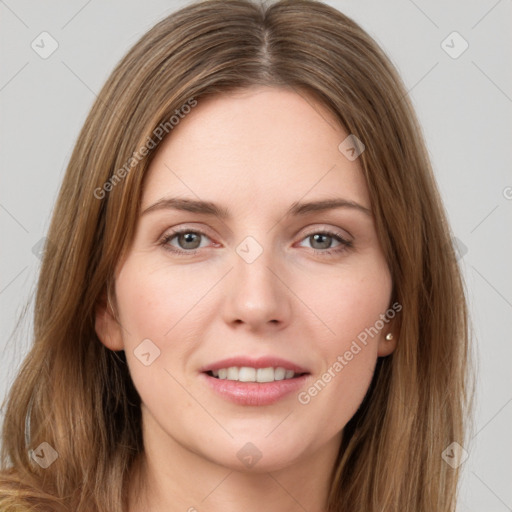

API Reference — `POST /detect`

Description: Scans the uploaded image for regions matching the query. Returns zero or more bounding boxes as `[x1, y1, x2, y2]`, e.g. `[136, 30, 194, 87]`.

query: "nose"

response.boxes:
[222, 242, 292, 332]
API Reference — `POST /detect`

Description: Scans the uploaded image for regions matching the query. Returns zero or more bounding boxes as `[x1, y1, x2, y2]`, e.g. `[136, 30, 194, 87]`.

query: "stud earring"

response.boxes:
[385, 333, 394, 341]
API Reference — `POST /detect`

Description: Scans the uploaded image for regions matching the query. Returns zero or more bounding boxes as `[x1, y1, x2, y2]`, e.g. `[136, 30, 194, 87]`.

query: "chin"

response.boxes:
[192, 432, 313, 474]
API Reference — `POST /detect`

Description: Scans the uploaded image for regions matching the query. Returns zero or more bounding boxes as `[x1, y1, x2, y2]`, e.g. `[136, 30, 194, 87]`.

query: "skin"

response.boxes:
[96, 86, 396, 512]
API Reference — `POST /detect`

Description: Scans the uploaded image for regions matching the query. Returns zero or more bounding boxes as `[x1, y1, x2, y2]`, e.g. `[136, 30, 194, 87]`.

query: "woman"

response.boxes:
[0, 0, 472, 510]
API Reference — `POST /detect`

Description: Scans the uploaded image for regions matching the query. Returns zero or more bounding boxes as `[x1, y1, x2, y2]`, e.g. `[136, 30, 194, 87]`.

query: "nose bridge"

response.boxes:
[224, 235, 291, 328]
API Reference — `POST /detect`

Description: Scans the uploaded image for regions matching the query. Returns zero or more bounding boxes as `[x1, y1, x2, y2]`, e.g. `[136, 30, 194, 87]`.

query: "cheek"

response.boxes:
[296, 300, 382, 441]
[293, 260, 391, 425]
[113, 261, 202, 380]
[297, 349, 376, 444]
[115, 259, 212, 342]
[301, 258, 392, 347]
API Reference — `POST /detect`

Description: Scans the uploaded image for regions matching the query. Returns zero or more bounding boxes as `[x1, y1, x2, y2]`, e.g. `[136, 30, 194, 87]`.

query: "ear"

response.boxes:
[377, 321, 398, 357]
[95, 290, 124, 351]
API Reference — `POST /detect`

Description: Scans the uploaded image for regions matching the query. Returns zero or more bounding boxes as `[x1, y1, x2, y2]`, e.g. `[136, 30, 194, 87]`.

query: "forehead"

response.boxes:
[142, 86, 370, 213]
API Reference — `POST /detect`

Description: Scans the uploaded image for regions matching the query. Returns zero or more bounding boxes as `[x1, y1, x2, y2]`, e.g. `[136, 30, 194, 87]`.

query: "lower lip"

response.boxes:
[201, 372, 309, 406]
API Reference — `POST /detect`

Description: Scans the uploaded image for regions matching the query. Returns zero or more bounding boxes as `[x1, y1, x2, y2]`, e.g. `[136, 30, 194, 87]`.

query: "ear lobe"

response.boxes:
[95, 292, 124, 351]
[377, 323, 398, 357]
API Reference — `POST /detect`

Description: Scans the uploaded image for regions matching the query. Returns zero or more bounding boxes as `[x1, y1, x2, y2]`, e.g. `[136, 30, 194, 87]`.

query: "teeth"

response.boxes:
[210, 366, 299, 382]
[238, 367, 256, 382]
[227, 367, 239, 380]
[256, 367, 274, 383]
[274, 367, 286, 380]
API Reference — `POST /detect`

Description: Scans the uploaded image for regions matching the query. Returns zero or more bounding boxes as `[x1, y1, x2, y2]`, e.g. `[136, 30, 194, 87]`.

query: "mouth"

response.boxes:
[200, 357, 311, 405]
[205, 366, 307, 382]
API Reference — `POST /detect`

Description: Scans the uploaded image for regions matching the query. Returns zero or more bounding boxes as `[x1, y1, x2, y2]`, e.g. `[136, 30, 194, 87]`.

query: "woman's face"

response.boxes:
[96, 86, 395, 472]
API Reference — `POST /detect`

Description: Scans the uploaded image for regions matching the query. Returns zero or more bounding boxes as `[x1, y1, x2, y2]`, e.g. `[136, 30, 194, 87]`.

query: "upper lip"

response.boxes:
[200, 356, 310, 374]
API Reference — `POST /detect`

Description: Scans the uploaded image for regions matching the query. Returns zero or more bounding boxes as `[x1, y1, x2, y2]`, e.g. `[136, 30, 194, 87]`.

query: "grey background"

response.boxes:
[1, 1, 511, 510]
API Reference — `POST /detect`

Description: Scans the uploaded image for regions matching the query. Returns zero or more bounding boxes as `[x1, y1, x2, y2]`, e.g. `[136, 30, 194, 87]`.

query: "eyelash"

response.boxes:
[159, 228, 353, 257]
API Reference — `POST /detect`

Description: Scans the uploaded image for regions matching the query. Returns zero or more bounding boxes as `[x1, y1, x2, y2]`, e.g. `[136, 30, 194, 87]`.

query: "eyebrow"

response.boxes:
[141, 197, 372, 218]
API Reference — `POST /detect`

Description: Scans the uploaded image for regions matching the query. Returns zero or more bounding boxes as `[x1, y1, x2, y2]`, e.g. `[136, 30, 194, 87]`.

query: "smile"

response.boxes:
[207, 366, 301, 382]
[200, 356, 311, 406]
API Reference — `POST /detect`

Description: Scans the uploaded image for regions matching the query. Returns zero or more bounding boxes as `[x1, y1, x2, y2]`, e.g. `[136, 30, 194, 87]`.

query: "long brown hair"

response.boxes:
[0, 1, 472, 510]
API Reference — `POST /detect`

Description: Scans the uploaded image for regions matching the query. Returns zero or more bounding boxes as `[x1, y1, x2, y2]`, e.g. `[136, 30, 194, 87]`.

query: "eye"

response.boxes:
[159, 227, 352, 257]
[298, 230, 352, 255]
[160, 229, 212, 253]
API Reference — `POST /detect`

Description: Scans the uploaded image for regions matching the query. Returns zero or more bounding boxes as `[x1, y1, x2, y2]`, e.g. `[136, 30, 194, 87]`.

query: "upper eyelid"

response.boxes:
[300, 225, 351, 239]
[162, 223, 216, 239]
